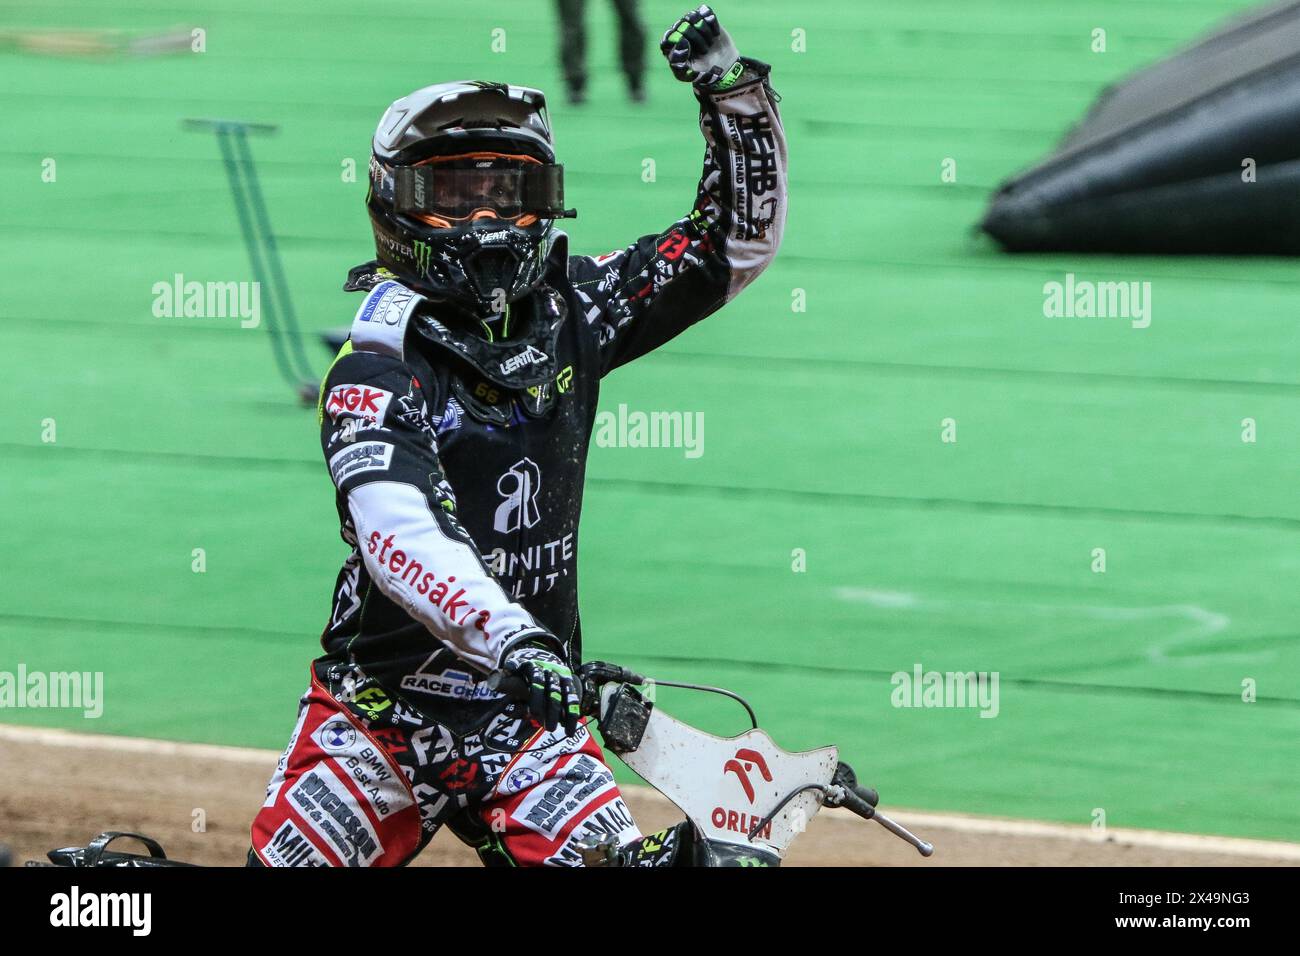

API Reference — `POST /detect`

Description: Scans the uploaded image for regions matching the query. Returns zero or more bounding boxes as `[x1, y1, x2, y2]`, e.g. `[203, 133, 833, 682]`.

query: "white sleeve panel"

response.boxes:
[700, 74, 788, 301]
[346, 481, 548, 673]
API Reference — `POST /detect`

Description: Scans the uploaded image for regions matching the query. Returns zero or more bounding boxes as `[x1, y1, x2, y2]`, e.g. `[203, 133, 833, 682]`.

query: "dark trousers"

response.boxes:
[555, 0, 646, 94]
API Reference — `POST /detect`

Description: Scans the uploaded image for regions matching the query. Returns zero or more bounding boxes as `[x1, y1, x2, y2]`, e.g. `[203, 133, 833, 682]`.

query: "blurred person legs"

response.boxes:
[614, 0, 647, 101]
[555, 0, 647, 103]
[555, 0, 589, 103]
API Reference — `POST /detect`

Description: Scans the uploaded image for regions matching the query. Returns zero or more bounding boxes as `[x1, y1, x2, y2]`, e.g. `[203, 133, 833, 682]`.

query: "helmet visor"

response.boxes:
[386, 154, 567, 221]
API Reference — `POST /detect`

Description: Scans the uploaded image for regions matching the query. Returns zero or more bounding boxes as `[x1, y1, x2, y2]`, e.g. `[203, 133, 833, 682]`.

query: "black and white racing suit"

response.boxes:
[251, 60, 787, 867]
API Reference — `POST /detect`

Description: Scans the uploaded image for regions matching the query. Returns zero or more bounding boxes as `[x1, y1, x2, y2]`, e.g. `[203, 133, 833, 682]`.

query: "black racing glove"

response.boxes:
[500, 643, 581, 737]
[660, 4, 744, 91]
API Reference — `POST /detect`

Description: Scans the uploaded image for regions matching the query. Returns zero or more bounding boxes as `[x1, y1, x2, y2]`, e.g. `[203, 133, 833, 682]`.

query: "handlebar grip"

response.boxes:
[488, 661, 643, 712]
[485, 671, 530, 701]
[838, 788, 876, 821]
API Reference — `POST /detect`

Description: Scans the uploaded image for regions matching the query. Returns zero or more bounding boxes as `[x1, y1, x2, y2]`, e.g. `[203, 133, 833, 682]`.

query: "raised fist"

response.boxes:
[660, 5, 743, 90]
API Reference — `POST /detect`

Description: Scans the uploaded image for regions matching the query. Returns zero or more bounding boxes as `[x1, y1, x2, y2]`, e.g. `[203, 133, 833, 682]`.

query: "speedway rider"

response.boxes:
[250, 5, 786, 867]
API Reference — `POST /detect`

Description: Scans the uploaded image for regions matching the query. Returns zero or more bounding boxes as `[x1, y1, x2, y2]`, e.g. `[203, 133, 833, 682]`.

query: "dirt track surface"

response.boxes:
[2, 729, 1295, 867]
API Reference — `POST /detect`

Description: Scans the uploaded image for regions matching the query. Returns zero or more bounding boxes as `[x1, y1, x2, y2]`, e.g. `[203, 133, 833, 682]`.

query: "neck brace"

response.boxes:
[345, 260, 566, 390]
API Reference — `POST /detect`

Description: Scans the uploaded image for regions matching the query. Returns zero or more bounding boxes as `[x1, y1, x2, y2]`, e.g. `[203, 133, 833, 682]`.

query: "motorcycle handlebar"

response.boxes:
[838, 787, 877, 821]
[485, 672, 529, 701]
[485, 661, 647, 716]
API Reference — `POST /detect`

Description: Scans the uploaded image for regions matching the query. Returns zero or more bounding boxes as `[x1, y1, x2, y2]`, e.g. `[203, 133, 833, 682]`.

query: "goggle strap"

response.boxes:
[392, 166, 428, 213]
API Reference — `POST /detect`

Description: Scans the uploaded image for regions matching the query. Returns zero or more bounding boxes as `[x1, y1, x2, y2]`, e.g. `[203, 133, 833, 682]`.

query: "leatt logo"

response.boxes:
[499, 344, 546, 376]
[723, 748, 772, 804]
[494, 458, 542, 533]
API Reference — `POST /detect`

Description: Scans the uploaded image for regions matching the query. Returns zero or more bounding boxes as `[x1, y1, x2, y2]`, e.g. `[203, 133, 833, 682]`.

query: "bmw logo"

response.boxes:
[320, 719, 356, 752]
[508, 768, 539, 792]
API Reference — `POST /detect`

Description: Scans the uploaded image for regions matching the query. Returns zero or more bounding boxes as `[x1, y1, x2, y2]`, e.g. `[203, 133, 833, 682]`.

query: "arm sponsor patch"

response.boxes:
[324, 383, 395, 426]
[328, 440, 395, 486]
[351, 280, 425, 360]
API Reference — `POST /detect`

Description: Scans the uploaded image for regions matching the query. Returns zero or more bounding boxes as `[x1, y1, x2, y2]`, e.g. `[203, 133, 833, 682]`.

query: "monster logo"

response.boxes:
[412, 239, 433, 276]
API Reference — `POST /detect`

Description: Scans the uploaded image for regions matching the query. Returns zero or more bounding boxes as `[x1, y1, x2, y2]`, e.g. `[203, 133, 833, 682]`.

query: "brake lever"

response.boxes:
[828, 762, 934, 858]
[825, 784, 933, 857]
[578, 661, 647, 687]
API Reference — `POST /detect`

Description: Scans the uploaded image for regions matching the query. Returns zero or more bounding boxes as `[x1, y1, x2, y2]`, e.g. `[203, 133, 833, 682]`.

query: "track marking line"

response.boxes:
[3, 723, 1298, 860]
[834, 586, 1256, 666]
[0, 723, 277, 766]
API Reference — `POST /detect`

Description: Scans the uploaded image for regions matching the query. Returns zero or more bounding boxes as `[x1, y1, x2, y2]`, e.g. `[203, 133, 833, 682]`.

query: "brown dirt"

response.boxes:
[2, 731, 1294, 867]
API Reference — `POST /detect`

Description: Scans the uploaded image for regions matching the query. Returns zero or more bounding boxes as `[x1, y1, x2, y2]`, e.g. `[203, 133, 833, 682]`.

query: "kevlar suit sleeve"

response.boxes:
[319, 346, 552, 674]
[567, 59, 787, 376]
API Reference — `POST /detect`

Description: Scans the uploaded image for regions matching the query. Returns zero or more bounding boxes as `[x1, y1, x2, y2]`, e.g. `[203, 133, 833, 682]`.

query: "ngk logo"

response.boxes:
[326, 384, 393, 425]
[722, 748, 772, 804]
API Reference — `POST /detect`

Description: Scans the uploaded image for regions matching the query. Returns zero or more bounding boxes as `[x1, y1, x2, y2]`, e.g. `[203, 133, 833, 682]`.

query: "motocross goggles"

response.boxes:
[377, 153, 572, 222]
